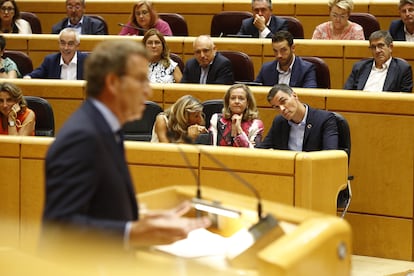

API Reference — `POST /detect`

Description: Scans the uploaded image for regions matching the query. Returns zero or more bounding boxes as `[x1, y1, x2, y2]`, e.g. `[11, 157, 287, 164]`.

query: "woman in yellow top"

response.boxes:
[0, 82, 35, 135]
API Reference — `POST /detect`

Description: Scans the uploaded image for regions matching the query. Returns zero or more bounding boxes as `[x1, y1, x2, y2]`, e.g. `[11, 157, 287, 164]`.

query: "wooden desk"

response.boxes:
[18, 0, 400, 38]
[0, 136, 347, 254]
[5, 35, 414, 90]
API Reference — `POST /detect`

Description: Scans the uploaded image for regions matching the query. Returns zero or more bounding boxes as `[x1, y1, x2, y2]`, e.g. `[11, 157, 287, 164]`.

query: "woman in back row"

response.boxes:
[119, 0, 172, 36]
[312, 0, 364, 40]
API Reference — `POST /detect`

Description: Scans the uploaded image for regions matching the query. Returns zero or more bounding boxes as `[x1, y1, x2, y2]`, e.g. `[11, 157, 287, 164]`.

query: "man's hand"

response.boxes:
[129, 201, 211, 247]
[253, 14, 266, 32]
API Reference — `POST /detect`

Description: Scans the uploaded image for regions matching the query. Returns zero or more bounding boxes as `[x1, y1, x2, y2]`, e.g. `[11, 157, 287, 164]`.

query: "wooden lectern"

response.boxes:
[138, 185, 352, 276]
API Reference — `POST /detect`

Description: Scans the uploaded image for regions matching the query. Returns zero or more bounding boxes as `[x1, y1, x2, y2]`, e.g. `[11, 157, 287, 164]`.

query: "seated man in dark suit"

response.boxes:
[51, 0, 107, 35]
[256, 84, 338, 151]
[255, 31, 317, 87]
[238, 0, 288, 38]
[344, 30, 413, 92]
[24, 28, 88, 80]
[181, 35, 234, 85]
[389, 0, 414, 41]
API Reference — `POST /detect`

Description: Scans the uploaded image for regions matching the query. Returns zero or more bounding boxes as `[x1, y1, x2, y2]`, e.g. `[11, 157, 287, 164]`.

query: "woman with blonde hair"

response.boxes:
[312, 0, 364, 40]
[0, 82, 35, 135]
[209, 84, 264, 148]
[151, 95, 207, 143]
[143, 28, 182, 83]
[119, 0, 172, 36]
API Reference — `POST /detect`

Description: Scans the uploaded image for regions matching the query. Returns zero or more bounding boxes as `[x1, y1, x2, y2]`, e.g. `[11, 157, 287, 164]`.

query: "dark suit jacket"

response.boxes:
[238, 15, 288, 38]
[181, 52, 234, 84]
[389, 20, 407, 41]
[52, 16, 107, 35]
[344, 57, 413, 92]
[255, 56, 317, 87]
[27, 51, 88, 80]
[43, 99, 138, 237]
[257, 106, 338, 151]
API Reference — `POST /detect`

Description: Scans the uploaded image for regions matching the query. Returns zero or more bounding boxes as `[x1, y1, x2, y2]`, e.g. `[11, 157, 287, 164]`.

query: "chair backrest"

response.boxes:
[20, 11, 42, 34]
[349, 12, 380, 40]
[24, 96, 55, 136]
[159, 13, 188, 36]
[170, 53, 184, 72]
[122, 101, 163, 141]
[3, 50, 34, 77]
[333, 112, 351, 163]
[202, 99, 223, 129]
[210, 11, 253, 37]
[301, 56, 331, 89]
[86, 14, 109, 34]
[280, 16, 304, 39]
[219, 50, 254, 82]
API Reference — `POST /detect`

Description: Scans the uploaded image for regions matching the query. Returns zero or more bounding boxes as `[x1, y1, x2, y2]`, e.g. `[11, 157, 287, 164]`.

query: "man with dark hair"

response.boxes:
[238, 0, 288, 38]
[344, 30, 413, 92]
[256, 84, 338, 150]
[255, 30, 317, 87]
[51, 0, 107, 35]
[389, 0, 414, 41]
[43, 39, 210, 255]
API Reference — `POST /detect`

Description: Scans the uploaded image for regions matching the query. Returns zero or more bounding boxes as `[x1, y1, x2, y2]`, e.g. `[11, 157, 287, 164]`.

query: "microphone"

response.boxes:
[118, 23, 147, 34]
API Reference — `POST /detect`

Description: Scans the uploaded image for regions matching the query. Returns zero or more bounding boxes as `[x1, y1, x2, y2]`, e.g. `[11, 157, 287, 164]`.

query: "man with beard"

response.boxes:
[344, 30, 413, 92]
[52, 0, 107, 35]
[24, 28, 88, 80]
[255, 31, 317, 88]
[389, 0, 414, 41]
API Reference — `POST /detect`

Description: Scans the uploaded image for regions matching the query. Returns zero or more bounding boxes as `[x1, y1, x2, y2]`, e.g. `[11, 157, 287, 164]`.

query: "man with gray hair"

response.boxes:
[24, 28, 88, 80]
[238, 0, 288, 38]
[344, 30, 412, 92]
[389, 0, 414, 41]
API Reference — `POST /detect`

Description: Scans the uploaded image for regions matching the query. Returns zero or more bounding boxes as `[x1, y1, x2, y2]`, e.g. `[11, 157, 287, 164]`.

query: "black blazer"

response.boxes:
[344, 57, 413, 92]
[52, 16, 107, 35]
[27, 51, 88, 80]
[43, 99, 138, 236]
[238, 15, 288, 38]
[181, 52, 234, 84]
[255, 56, 317, 87]
[256, 106, 338, 151]
[389, 20, 407, 41]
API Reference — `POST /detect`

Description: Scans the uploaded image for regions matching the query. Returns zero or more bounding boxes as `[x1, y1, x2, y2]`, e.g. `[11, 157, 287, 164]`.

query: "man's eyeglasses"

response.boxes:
[66, 5, 82, 11]
[135, 10, 149, 17]
[368, 43, 387, 50]
[59, 41, 77, 47]
[0, 7, 15, 13]
[330, 12, 348, 20]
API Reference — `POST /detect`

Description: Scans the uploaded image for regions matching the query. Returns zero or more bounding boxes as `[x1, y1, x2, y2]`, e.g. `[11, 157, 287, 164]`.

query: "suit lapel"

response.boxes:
[302, 107, 314, 149]
[383, 58, 396, 91]
[358, 61, 373, 90]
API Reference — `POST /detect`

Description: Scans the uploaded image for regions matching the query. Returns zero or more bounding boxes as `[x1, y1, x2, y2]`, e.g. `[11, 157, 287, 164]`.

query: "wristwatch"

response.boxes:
[0, 68, 5, 73]
[8, 120, 15, 127]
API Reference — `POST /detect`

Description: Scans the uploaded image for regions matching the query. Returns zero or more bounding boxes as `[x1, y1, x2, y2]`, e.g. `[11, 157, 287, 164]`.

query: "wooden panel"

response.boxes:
[346, 213, 413, 260]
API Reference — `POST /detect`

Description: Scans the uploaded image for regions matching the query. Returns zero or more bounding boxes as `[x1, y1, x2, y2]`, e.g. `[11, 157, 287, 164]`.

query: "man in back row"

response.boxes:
[255, 31, 317, 88]
[344, 30, 412, 92]
[389, 0, 414, 41]
[52, 0, 107, 35]
[181, 35, 234, 85]
[238, 0, 288, 38]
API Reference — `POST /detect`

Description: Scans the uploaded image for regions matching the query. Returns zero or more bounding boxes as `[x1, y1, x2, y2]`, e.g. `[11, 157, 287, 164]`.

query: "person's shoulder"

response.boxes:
[78, 51, 90, 59]
[389, 19, 403, 28]
[84, 15, 102, 25]
[215, 52, 231, 64]
[392, 57, 411, 68]
[241, 17, 253, 25]
[295, 56, 313, 67]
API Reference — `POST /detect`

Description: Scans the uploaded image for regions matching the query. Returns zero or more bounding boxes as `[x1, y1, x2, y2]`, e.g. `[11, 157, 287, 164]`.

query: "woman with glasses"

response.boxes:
[119, 0, 172, 36]
[151, 95, 208, 143]
[312, 0, 364, 40]
[0, 0, 32, 34]
[143, 28, 182, 83]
